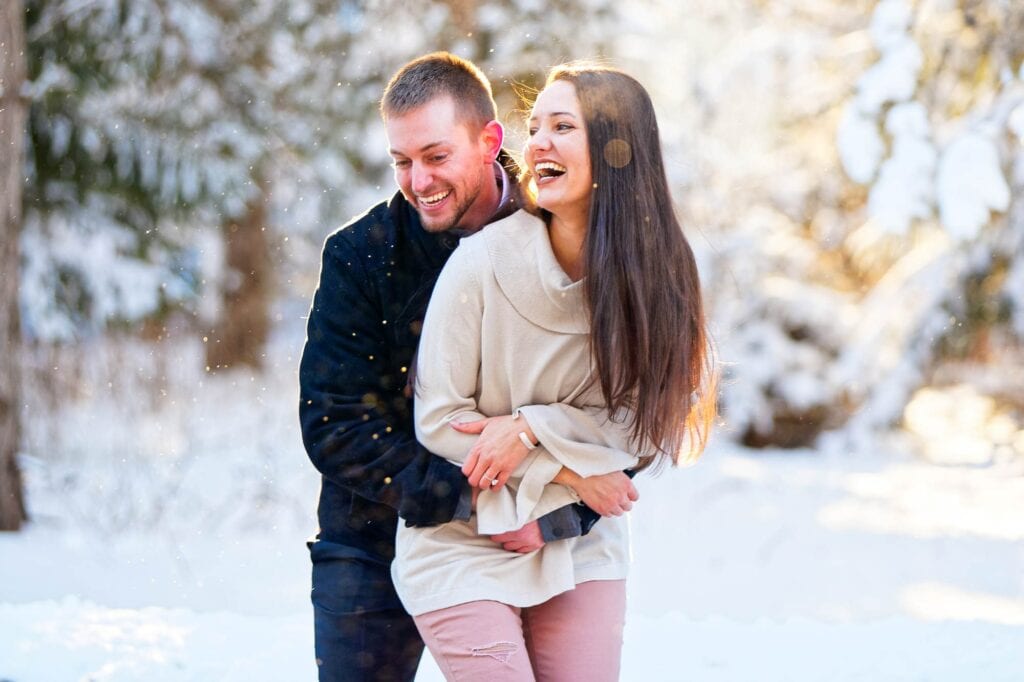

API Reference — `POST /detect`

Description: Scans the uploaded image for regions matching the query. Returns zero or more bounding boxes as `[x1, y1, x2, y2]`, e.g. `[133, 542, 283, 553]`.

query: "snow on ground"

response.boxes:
[2, 318, 1023, 680]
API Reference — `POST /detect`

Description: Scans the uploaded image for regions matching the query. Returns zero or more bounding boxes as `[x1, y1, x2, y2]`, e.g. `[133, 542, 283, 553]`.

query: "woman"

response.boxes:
[392, 63, 716, 681]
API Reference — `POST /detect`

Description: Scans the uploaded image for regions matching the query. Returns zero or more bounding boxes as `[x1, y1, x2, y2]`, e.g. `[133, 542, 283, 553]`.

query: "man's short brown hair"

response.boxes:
[380, 52, 497, 129]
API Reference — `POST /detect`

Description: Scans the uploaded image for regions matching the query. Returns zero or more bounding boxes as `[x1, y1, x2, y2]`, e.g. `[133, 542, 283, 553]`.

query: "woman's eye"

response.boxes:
[527, 127, 538, 136]
[556, 122, 573, 131]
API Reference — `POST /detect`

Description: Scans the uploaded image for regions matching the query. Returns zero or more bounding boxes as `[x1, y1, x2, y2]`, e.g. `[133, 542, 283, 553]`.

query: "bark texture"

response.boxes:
[0, 0, 29, 530]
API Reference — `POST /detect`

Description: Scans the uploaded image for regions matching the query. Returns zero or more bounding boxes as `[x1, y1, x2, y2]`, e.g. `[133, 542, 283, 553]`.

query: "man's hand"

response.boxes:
[451, 414, 537, 491]
[491, 521, 545, 553]
[556, 470, 638, 517]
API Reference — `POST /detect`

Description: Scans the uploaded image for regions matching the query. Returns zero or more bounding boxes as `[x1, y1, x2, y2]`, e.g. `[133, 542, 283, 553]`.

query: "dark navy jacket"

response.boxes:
[299, 190, 466, 560]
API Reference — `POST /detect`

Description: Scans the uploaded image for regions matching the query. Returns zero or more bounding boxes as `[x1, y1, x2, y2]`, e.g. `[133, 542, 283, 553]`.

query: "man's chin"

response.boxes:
[418, 203, 471, 234]
[419, 214, 457, 233]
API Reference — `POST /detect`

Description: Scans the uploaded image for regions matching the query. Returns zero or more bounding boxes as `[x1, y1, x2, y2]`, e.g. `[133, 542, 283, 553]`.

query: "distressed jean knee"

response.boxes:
[470, 640, 520, 664]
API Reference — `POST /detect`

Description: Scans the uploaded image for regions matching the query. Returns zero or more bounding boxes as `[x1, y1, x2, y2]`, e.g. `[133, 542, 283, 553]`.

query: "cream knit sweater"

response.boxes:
[393, 210, 651, 616]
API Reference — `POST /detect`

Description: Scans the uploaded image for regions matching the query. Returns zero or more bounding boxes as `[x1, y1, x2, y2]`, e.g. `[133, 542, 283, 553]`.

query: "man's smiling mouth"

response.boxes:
[419, 190, 452, 206]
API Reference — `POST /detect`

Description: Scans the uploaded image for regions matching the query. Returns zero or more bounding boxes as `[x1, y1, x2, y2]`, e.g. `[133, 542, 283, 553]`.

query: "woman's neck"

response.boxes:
[547, 211, 588, 282]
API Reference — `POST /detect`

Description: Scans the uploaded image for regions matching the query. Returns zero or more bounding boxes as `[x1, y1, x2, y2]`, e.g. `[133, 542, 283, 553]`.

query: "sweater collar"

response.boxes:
[483, 210, 588, 334]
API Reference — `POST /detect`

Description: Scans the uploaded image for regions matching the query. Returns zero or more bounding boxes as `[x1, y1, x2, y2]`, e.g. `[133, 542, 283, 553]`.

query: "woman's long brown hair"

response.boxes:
[535, 64, 717, 469]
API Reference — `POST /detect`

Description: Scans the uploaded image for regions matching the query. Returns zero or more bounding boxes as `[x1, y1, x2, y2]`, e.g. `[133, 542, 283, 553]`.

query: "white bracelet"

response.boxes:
[512, 408, 537, 449]
[518, 431, 538, 450]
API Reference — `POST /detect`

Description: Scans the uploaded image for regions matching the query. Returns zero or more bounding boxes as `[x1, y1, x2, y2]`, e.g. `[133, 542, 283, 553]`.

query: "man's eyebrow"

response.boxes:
[389, 141, 449, 156]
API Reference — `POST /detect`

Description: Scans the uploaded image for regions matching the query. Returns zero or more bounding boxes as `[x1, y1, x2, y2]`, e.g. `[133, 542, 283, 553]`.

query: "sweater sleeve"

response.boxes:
[413, 241, 572, 534]
[514, 403, 651, 476]
[412, 241, 489, 460]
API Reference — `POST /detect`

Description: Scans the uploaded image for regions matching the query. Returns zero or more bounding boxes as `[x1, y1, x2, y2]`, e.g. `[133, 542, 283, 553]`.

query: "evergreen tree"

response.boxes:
[21, 0, 618, 367]
[834, 0, 1024, 440]
[632, 0, 1023, 448]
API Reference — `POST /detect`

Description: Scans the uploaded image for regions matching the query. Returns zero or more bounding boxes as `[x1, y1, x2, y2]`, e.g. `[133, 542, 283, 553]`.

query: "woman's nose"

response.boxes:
[527, 131, 551, 153]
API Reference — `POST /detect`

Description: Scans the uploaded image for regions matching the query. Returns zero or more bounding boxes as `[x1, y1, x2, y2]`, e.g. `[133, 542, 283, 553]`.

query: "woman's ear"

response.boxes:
[481, 120, 505, 162]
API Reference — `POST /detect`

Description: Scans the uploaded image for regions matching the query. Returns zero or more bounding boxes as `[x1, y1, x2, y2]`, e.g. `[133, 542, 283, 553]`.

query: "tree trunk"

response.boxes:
[204, 189, 272, 371]
[0, 0, 29, 530]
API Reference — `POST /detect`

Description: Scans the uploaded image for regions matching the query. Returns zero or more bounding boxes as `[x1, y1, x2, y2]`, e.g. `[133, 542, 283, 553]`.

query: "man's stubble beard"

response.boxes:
[419, 172, 485, 234]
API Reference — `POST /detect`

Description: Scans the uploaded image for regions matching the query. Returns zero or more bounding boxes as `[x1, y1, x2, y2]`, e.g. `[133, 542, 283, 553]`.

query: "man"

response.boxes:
[299, 52, 637, 682]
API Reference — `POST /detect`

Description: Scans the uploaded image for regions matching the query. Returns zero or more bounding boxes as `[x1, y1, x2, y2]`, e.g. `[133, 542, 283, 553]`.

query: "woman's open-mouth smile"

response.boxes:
[534, 161, 567, 185]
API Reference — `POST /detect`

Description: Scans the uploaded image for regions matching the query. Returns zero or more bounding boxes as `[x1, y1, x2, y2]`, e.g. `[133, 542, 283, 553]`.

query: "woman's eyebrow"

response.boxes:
[529, 111, 578, 121]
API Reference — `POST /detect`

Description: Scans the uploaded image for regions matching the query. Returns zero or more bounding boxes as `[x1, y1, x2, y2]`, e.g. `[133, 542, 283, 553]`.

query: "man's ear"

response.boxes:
[480, 120, 504, 163]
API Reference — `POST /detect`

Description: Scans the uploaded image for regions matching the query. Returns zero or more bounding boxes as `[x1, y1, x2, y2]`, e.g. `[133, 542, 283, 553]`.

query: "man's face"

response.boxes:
[386, 96, 497, 233]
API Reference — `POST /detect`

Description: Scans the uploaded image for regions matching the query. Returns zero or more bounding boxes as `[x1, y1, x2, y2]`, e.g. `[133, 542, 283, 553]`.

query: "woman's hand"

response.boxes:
[451, 414, 538, 490]
[554, 469, 638, 517]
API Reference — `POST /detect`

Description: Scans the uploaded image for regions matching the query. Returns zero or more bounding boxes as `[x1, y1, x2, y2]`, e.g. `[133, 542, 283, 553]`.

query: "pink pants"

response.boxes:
[413, 580, 627, 681]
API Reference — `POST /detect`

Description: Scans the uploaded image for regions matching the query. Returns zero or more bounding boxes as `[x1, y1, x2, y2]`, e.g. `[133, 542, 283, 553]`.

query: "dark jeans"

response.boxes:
[309, 539, 424, 682]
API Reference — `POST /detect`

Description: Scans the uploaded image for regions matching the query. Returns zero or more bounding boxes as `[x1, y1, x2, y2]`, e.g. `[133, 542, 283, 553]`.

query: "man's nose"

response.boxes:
[411, 164, 433, 194]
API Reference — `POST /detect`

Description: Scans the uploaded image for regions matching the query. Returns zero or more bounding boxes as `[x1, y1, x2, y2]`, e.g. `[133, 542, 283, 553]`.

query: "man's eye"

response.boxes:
[392, 159, 410, 168]
[430, 155, 448, 163]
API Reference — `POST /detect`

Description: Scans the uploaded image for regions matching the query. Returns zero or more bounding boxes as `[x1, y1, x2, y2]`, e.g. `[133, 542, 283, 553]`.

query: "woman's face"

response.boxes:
[525, 80, 592, 222]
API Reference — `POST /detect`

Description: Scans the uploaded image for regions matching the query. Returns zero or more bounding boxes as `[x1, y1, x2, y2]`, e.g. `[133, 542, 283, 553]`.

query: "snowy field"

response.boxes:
[2, 321, 1023, 681]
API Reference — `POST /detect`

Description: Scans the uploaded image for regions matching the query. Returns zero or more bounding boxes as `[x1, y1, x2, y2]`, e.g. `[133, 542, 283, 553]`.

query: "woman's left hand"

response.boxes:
[451, 414, 538, 490]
